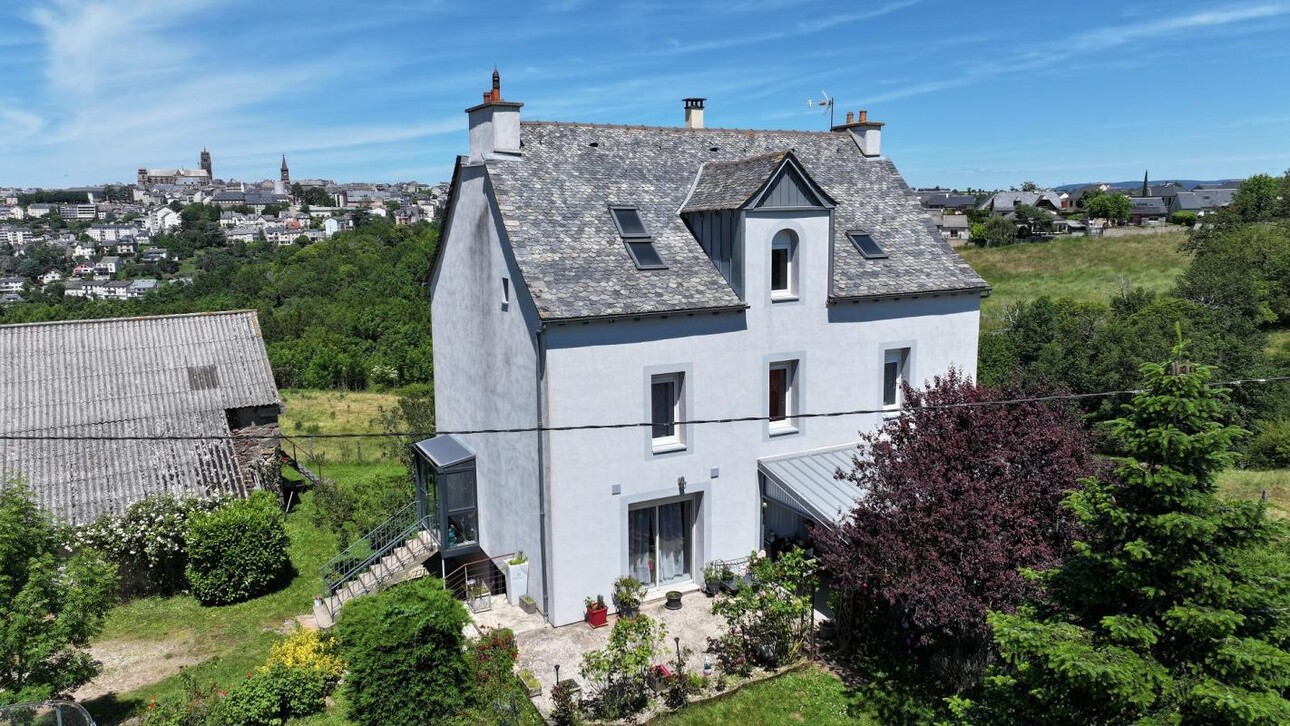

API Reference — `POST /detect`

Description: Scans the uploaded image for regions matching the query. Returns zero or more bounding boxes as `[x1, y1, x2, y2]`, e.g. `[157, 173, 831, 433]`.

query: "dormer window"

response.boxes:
[610, 205, 667, 270]
[849, 231, 888, 259]
[770, 229, 798, 301]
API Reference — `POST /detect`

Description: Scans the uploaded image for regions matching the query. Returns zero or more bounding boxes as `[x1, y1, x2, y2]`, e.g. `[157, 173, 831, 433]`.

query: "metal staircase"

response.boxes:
[314, 501, 439, 628]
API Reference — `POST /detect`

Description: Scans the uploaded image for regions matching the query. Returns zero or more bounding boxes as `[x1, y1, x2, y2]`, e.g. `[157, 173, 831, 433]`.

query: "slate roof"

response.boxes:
[0, 311, 280, 523]
[1172, 189, 1235, 211]
[479, 122, 986, 320]
[1128, 197, 1168, 215]
[681, 151, 789, 213]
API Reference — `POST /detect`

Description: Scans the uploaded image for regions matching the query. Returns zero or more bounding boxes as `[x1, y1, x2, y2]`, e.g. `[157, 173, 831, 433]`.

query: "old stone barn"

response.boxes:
[0, 310, 282, 524]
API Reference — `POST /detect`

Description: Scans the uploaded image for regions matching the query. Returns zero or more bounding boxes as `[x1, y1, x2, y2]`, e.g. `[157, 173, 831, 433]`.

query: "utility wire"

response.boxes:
[2, 375, 1288, 443]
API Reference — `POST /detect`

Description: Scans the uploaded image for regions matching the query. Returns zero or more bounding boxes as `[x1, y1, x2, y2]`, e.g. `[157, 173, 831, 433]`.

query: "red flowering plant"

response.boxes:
[470, 626, 518, 687]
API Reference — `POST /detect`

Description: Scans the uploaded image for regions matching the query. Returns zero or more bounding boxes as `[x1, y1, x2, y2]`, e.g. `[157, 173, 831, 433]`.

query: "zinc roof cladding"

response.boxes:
[681, 151, 789, 213]
[759, 444, 865, 525]
[482, 122, 986, 320]
[0, 310, 280, 523]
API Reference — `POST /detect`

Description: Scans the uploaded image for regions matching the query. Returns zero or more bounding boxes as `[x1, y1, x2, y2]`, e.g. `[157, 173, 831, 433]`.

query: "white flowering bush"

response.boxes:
[74, 493, 231, 596]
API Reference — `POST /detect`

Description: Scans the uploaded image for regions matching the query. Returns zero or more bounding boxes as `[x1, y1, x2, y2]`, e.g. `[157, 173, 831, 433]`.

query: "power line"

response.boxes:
[2, 375, 1287, 443]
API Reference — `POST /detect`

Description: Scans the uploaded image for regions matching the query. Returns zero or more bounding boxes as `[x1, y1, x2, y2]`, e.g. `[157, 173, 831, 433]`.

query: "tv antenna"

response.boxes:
[805, 91, 834, 128]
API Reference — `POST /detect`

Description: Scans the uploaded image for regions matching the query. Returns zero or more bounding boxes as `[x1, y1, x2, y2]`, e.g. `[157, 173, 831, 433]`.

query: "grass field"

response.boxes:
[958, 230, 1191, 327]
[652, 665, 872, 725]
[1219, 468, 1290, 519]
[280, 389, 401, 464]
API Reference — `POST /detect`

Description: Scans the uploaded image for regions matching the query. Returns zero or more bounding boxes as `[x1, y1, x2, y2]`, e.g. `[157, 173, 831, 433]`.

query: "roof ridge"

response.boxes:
[701, 150, 791, 169]
[0, 309, 258, 331]
[521, 119, 836, 136]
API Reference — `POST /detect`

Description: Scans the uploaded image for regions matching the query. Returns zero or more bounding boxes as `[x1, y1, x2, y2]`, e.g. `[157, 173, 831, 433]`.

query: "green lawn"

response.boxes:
[958, 230, 1191, 327]
[652, 665, 873, 726]
[280, 389, 401, 465]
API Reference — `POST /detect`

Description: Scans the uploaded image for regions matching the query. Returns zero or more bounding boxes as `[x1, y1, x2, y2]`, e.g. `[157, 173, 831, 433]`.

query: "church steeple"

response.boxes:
[1141, 170, 1149, 197]
[280, 155, 290, 183]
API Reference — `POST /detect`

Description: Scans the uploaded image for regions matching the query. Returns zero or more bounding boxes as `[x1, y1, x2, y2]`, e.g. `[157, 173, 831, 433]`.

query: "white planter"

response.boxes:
[506, 561, 529, 607]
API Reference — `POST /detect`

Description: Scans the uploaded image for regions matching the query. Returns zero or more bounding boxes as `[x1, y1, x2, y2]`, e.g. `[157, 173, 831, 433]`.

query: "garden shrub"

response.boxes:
[580, 613, 667, 720]
[550, 680, 584, 726]
[711, 548, 817, 670]
[76, 494, 228, 596]
[263, 628, 344, 683]
[336, 577, 473, 726]
[210, 663, 327, 726]
[184, 491, 290, 605]
[1246, 417, 1290, 468]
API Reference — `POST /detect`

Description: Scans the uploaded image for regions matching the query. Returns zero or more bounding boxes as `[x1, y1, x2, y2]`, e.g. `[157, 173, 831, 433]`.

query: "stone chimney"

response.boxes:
[466, 69, 523, 162]
[831, 108, 884, 157]
[684, 98, 705, 129]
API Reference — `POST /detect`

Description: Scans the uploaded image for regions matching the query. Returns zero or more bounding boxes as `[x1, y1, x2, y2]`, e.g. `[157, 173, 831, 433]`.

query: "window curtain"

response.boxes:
[628, 509, 654, 585]
[658, 502, 688, 584]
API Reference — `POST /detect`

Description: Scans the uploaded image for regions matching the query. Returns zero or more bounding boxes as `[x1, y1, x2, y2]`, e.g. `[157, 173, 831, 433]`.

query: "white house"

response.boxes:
[149, 206, 182, 234]
[424, 76, 988, 626]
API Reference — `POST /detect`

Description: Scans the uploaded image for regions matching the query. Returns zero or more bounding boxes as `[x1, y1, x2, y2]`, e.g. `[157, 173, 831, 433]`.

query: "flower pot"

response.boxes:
[519, 594, 537, 613]
[585, 605, 609, 628]
[665, 591, 682, 610]
[505, 561, 529, 607]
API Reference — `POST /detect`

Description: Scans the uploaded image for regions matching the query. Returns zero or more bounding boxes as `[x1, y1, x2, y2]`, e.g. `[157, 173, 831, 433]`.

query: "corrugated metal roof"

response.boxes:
[759, 445, 866, 525]
[0, 311, 280, 524]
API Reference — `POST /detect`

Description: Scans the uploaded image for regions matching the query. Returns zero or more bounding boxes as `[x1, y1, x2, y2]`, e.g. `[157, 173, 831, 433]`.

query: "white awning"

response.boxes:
[759, 445, 866, 526]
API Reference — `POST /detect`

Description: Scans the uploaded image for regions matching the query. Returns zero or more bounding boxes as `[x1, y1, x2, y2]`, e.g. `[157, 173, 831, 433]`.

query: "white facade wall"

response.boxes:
[537, 209, 980, 625]
[431, 164, 548, 611]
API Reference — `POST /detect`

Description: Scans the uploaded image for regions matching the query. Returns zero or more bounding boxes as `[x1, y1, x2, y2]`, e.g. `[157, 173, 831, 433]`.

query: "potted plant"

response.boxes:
[719, 563, 737, 593]
[701, 563, 721, 596]
[519, 593, 537, 614]
[612, 575, 645, 618]
[665, 590, 682, 610]
[467, 580, 491, 613]
[505, 550, 529, 607]
[584, 594, 608, 628]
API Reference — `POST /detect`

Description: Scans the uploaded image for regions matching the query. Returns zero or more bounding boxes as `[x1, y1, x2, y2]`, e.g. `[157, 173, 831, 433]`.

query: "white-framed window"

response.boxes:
[628, 499, 693, 587]
[883, 348, 910, 409]
[650, 372, 685, 452]
[768, 359, 798, 434]
[770, 229, 798, 301]
[501, 277, 510, 307]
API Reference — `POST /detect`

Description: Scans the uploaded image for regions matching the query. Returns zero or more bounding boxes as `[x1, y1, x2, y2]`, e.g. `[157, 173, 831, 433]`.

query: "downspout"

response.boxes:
[535, 327, 552, 622]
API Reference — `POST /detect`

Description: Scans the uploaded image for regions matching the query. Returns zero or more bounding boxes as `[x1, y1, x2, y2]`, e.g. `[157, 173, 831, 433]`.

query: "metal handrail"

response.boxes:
[0, 700, 96, 726]
[320, 501, 438, 597]
[444, 552, 514, 599]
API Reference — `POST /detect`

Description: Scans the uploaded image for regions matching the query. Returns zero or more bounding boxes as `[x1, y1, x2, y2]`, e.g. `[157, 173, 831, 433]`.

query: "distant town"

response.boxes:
[0, 149, 448, 305]
[0, 149, 1246, 307]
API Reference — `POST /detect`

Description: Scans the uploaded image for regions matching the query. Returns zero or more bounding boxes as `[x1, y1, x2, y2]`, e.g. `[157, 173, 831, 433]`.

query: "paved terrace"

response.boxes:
[469, 589, 726, 718]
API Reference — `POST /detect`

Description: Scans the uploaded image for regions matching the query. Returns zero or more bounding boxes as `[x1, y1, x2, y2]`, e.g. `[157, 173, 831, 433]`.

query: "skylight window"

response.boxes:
[611, 205, 667, 270]
[610, 206, 649, 238]
[849, 231, 888, 259]
[625, 240, 666, 270]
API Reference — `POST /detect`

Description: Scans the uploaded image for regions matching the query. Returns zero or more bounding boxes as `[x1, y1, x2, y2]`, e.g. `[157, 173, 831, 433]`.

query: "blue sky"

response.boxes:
[1, 0, 1288, 190]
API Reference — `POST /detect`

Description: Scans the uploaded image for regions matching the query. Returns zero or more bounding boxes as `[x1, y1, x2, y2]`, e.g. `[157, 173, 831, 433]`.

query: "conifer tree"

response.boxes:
[960, 341, 1290, 725]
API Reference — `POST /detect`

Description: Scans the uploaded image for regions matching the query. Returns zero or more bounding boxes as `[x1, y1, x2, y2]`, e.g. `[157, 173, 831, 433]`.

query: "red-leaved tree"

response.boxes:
[814, 368, 1098, 683]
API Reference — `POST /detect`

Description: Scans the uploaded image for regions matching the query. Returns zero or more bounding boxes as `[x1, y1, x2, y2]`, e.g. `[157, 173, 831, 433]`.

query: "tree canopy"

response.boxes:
[1084, 191, 1132, 222]
[0, 484, 117, 705]
[960, 343, 1290, 725]
[814, 369, 1098, 686]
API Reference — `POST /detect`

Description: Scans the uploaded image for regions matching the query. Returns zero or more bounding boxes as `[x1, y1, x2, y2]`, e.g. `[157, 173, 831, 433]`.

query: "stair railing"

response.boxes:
[320, 500, 439, 602]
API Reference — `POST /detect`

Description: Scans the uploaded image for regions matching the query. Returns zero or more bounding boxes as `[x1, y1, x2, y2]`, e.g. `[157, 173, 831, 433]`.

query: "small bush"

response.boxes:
[1246, 418, 1290, 468]
[76, 494, 228, 596]
[1170, 210, 1198, 227]
[210, 663, 327, 726]
[184, 491, 290, 605]
[580, 614, 667, 720]
[263, 628, 344, 682]
[550, 680, 584, 726]
[336, 577, 473, 726]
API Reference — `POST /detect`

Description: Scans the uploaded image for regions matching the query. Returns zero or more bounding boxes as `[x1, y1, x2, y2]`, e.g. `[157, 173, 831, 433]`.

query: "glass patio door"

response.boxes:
[628, 500, 691, 587]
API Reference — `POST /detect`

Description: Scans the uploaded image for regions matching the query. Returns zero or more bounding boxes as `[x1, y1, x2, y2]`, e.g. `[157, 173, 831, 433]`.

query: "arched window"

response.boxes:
[770, 228, 798, 300]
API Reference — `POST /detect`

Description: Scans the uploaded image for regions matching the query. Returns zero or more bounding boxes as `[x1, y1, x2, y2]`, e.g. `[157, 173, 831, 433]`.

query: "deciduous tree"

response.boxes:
[814, 369, 1097, 685]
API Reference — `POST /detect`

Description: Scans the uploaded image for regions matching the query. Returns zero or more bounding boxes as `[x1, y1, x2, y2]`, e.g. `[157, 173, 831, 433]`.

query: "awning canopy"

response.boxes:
[759, 445, 866, 526]
[412, 434, 475, 471]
